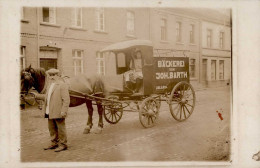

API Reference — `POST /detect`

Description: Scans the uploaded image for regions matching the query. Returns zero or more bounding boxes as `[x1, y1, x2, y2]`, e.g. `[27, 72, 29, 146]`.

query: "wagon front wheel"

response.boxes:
[139, 97, 160, 128]
[169, 81, 196, 122]
[104, 96, 123, 124]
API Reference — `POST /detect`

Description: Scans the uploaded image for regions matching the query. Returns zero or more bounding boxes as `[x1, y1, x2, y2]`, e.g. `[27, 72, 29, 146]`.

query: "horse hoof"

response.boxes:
[83, 128, 90, 134]
[83, 126, 91, 134]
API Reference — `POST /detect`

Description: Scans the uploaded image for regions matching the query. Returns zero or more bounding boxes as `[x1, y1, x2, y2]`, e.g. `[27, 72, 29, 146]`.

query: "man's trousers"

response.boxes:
[48, 118, 67, 147]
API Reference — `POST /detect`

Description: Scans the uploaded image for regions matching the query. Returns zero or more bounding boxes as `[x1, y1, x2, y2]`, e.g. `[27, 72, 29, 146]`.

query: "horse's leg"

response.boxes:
[97, 101, 104, 128]
[83, 100, 94, 134]
[96, 100, 104, 133]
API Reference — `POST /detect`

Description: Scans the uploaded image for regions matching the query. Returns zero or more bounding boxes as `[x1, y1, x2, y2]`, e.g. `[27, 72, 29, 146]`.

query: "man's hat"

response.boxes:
[46, 68, 59, 75]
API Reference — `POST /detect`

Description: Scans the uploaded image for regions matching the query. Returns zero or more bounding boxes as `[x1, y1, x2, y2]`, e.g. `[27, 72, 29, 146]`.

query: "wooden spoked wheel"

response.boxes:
[139, 97, 160, 128]
[104, 96, 123, 124]
[169, 81, 196, 122]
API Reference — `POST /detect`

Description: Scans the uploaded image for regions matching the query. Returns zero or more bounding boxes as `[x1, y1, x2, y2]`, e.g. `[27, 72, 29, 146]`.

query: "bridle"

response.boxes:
[23, 71, 32, 78]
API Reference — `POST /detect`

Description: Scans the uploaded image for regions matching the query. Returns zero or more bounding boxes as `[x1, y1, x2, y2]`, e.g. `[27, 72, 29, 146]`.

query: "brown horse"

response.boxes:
[21, 65, 109, 134]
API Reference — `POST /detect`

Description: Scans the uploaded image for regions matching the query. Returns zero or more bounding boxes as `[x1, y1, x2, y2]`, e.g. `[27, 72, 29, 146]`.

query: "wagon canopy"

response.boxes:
[100, 39, 153, 53]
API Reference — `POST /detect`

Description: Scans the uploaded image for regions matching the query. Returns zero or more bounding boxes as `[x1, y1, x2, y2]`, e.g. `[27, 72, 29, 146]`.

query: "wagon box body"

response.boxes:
[99, 39, 195, 128]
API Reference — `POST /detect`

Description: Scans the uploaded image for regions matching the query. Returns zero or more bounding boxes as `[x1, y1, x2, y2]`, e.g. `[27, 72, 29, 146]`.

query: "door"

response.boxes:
[39, 49, 58, 71]
[202, 59, 207, 81]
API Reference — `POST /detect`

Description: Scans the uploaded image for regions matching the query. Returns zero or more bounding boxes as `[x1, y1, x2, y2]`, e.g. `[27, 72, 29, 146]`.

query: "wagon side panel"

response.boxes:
[153, 57, 190, 94]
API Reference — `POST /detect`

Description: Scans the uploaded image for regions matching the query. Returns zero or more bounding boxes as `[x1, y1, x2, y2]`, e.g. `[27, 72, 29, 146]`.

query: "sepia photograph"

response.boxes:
[1, 0, 260, 167]
[19, 7, 232, 162]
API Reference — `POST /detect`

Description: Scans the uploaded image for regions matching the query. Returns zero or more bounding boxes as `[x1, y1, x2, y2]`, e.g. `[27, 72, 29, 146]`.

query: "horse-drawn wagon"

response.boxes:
[70, 39, 196, 128]
[21, 39, 196, 129]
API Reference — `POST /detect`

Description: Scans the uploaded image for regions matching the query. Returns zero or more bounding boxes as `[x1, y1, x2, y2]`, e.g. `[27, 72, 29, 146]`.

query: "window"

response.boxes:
[219, 32, 224, 49]
[190, 59, 196, 78]
[42, 7, 56, 24]
[190, 24, 195, 44]
[211, 60, 216, 80]
[72, 8, 82, 27]
[96, 52, 105, 75]
[160, 19, 167, 41]
[207, 29, 212, 48]
[95, 8, 105, 32]
[219, 60, 224, 80]
[176, 22, 182, 42]
[126, 11, 135, 36]
[20, 46, 26, 70]
[72, 50, 84, 76]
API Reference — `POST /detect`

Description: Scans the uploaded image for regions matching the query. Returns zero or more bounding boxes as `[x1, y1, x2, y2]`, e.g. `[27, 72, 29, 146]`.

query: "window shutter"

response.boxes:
[49, 7, 56, 23]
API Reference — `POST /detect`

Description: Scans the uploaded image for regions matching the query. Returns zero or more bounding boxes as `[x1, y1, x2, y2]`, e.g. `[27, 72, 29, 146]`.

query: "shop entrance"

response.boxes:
[39, 48, 58, 71]
[40, 58, 57, 71]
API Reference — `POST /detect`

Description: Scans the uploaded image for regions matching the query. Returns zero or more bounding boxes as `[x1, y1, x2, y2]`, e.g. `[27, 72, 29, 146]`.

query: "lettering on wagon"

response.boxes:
[155, 72, 188, 79]
[157, 60, 185, 68]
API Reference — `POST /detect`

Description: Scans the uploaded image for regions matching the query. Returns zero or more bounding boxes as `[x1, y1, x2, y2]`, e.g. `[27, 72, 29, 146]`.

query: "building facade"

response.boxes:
[149, 9, 201, 87]
[20, 7, 231, 88]
[21, 7, 150, 77]
[201, 18, 231, 87]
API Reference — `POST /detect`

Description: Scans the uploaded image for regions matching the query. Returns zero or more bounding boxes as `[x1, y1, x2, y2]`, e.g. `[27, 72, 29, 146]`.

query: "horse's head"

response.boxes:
[20, 65, 35, 93]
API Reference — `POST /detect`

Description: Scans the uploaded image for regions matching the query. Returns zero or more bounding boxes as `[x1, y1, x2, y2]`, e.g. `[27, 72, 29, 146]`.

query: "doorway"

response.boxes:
[39, 48, 58, 71]
[202, 59, 207, 81]
[40, 59, 57, 71]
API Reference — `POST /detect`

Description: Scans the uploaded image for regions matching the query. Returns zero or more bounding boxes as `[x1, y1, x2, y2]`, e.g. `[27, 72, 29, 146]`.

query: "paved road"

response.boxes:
[20, 86, 231, 162]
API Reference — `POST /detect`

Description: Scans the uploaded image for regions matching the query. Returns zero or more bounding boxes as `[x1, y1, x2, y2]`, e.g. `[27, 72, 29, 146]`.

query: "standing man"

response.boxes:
[34, 68, 70, 152]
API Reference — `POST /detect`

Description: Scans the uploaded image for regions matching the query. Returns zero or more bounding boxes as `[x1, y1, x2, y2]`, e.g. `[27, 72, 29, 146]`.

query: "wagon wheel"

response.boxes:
[104, 96, 123, 124]
[169, 81, 196, 122]
[139, 97, 160, 128]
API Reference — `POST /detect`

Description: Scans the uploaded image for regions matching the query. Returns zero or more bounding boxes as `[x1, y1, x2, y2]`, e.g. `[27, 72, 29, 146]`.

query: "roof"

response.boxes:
[100, 39, 153, 52]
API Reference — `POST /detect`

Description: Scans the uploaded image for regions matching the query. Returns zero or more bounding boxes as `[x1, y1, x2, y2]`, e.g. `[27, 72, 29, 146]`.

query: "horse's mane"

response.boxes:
[28, 67, 46, 77]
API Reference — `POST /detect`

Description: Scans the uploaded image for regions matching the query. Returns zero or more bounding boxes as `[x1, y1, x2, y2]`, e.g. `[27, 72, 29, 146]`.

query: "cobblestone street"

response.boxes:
[20, 86, 231, 162]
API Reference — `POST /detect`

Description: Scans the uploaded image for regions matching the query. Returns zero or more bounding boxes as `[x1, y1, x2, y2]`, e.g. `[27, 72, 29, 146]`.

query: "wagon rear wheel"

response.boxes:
[104, 96, 123, 124]
[139, 97, 160, 128]
[169, 81, 196, 122]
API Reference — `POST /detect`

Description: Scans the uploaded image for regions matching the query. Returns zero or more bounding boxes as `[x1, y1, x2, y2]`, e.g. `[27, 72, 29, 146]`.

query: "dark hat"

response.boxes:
[46, 68, 59, 75]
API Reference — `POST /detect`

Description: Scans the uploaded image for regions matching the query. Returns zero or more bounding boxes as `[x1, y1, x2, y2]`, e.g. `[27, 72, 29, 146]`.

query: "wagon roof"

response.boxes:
[100, 39, 153, 52]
